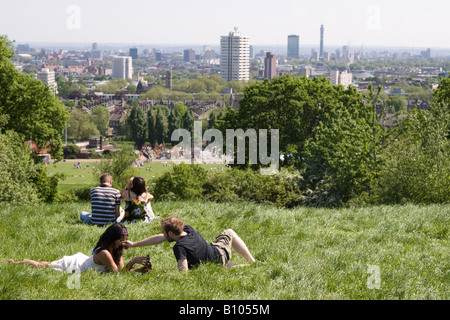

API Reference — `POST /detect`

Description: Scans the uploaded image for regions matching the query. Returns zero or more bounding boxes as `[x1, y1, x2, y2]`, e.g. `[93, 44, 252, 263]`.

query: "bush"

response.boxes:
[153, 163, 207, 201]
[95, 144, 139, 190]
[204, 168, 304, 208]
[153, 164, 304, 207]
[0, 131, 63, 204]
[63, 144, 81, 155]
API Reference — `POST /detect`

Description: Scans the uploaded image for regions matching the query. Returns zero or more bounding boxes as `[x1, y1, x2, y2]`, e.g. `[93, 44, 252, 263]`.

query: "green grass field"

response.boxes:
[50, 160, 223, 193]
[0, 199, 448, 300]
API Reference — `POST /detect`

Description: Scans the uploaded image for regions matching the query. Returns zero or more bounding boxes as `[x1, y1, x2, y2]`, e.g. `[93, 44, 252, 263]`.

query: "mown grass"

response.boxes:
[49, 160, 223, 193]
[0, 201, 448, 300]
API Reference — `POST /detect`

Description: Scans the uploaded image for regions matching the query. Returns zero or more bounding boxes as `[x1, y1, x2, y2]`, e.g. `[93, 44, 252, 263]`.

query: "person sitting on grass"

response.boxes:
[80, 173, 122, 226]
[123, 216, 257, 272]
[8, 223, 151, 273]
[120, 176, 155, 223]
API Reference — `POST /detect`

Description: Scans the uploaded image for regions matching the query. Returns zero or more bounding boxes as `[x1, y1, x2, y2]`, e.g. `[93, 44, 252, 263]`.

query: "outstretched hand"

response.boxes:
[122, 240, 134, 249]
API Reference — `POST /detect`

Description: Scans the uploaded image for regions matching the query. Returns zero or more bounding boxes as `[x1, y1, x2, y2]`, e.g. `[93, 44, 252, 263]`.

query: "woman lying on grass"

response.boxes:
[8, 223, 151, 273]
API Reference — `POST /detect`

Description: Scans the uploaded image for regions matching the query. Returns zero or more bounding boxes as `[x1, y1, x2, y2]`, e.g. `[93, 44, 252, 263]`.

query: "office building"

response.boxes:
[112, 56, 133, 80]
[320, 25, 324, 59]
[287, 35, 300, 60]
[264, 52, 277, 80]
[129, 48, 138, 60]
[421, 48, 431, 59]
[220, 28, 250, 82]
[37, 68, 58, 94]
[330, 70, 353, 87]
[184, 49, 195, 62]
[91, 42, 102, 59]
[155, 51, 162, 61]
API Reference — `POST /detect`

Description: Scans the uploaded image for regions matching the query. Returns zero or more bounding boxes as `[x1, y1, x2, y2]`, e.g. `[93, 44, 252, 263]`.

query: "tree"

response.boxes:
[155, 109, 168, 144]
[0, 130, 61, 204]
[126, 106, 147, 147]
[182, 109, 195, 134]
[226, 74, 363, 168]
[91, 106, 110, 135]
[0, 35, 69, 159]
[387, 95, 407, 113]
[67, 109, 100, 140]
[147, 109, 156, 145]
[95, 144, 139, 191]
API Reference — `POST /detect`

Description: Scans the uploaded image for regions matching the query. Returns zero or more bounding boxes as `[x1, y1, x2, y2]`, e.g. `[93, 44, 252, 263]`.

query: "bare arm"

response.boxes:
[114, 205, 121, 219]
[123, 234, 167, 249]
[177, 258, 189, 272]
[94, 250, 119, 273]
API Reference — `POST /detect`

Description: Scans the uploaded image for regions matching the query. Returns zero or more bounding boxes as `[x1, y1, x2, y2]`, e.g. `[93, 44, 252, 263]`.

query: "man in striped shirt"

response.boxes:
[89, 173, 121, 226]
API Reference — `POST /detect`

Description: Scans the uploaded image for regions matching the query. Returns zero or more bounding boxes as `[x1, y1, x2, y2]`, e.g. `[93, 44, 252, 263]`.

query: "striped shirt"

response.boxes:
[90, 185, 121, 226]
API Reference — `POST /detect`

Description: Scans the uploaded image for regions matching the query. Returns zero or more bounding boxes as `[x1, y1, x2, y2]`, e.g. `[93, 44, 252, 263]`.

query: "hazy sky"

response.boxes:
[1, 0, 449, 48]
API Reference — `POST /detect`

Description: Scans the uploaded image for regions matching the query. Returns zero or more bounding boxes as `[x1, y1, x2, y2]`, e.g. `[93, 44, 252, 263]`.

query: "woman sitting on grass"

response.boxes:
[120, 177, 155, 223]
[8, 223, 151, 273]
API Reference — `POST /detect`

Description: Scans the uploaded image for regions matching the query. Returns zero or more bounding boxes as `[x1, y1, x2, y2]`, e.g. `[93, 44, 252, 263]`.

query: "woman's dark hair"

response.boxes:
[94, 223, 127, 266]
[131, 177, 146, 197]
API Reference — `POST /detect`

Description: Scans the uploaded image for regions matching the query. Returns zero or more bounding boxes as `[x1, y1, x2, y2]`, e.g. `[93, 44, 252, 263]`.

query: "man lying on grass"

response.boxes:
[123, 216, 257, 272]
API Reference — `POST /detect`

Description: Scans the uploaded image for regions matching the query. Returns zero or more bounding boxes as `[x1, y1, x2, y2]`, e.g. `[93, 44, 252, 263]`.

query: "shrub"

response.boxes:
[203, 167, 304, 208]
[0, 130, 63, 204]
[95, 144, 139, 190]
[153, 163, 207, 200]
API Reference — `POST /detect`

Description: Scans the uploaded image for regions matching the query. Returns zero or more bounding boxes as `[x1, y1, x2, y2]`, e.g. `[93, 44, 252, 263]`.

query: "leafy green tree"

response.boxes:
[95, 144, 139, 190]
[155, 109, 168, 144]
[126, 106, 147, 147]
[0, 130, 61, 204]
[0, 35, 69, 159]
[91, 106, 110, 135]
[225, 74, 364, 168]
[67, 109, 100, 140]
[147, 109, 156, 145]
[387, 95, 407, 113]
[95, 79, 129, 94]
[182, 109, 195, 134]
[302, 94, 381, 206]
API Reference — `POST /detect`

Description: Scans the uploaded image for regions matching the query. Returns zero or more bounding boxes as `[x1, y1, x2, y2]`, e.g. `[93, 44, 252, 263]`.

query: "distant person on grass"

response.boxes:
[80, 173, 122, 226]
[123, 216, 257, 272]
[8, 223, 151, 273]
[120, 177, 155, 223]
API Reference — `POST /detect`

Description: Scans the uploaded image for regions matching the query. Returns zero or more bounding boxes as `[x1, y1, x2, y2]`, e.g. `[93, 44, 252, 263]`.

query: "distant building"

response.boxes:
[299, 66, 315, 77]
[320, 25, 324, 59]
[91, 42, 102, 59]
[16, 44, 30, 53]
[311, 49, 319, 61]
[420, 48, 431, 59]
[330, 70, 353, 87]
[184, 49, 195, 62]
[220, 28, 250, 82]
[264, 52, 277, 80]
[165, 70, 172, 90]
[37, 68, 58, 94]
[287, 35, 300, 60]
[155, 51, 162, 61]
[112, 56, 133, 80]
[129, 48, 138, 60]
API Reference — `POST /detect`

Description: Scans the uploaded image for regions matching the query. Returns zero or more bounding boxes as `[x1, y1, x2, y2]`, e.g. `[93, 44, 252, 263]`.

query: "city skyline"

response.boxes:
[1, 0, 450, 49]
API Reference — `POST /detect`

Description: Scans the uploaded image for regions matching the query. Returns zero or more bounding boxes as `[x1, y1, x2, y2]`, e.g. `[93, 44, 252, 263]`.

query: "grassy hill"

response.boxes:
[0, 200, 448, 300]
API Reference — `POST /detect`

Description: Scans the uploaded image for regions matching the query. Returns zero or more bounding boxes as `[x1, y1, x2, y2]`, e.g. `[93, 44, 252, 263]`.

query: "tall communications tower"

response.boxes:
[320, 24, 324, 60]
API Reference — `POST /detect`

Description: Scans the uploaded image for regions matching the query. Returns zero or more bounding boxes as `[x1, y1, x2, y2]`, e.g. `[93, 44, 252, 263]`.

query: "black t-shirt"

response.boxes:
[173, 225, 221, 269]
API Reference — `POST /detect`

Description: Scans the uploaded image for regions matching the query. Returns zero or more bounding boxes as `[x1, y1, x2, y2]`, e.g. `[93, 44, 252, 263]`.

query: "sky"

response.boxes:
[1, 0, 450, 49]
